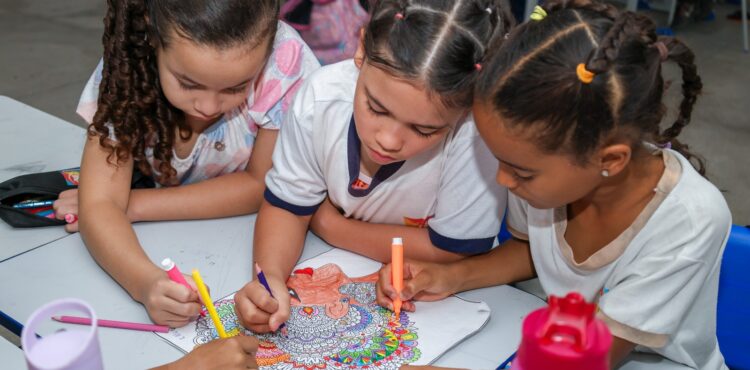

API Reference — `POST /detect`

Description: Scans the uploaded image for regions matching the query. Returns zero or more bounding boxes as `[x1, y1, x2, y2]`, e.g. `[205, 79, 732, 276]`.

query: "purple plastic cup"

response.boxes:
[21, 298, 103, 370]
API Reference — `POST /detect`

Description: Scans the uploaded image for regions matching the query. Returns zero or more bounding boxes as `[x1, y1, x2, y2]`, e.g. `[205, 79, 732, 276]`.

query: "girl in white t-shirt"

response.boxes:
[376, 1, 731, 369]
[235, 0, 514, 333]
[56, 0, 319, 327]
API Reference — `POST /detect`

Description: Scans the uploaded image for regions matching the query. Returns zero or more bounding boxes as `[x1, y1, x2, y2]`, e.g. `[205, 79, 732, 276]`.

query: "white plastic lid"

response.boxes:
[160, 258, 175, 270]
[392, 237, 403, 245]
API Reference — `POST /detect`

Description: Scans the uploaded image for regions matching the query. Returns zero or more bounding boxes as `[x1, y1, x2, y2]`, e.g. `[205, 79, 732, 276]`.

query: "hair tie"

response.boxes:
[530, 5, 547, 21]
[576, 63, 595, 84]
[485, 7, 492, 14]
[659, 141, 672, 149]
[395, 12, 404, 20]
[654, 41, 669, 62]
[475, 63, 483, 71]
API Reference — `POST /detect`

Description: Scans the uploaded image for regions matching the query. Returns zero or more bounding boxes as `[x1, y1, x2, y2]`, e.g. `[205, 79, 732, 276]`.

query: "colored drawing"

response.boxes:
[158, 249, 491, 368]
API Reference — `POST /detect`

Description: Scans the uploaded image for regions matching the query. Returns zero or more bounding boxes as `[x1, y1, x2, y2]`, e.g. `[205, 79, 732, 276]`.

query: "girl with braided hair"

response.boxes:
[235, 0, 515, 334]
[61, 0, 319, 327]
[377, 0, 730, 368]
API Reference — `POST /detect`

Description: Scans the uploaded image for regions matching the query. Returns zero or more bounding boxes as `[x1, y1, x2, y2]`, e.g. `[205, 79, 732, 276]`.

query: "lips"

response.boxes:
[368, 147, 396, 164]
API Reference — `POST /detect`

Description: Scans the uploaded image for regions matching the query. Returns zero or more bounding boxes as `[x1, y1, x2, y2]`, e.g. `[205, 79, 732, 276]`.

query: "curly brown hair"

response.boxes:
[90, 0, 279, 184]
[476, 0, 705, 174]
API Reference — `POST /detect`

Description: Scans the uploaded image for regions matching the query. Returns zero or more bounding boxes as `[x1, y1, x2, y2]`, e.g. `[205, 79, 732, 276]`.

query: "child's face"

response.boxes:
[473, 102, 605, 209]
[156, 32, 270, 123]
[351, 60, 466, 166]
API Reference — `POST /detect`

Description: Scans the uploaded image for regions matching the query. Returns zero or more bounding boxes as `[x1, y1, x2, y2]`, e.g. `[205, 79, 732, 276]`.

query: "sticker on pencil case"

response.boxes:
[61, 168, 80, 186]
[157, 249, 491, 368]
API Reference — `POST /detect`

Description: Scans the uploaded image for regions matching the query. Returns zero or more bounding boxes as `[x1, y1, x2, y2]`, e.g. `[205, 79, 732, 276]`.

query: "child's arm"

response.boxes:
[151, 335, 258, 370]
[78, 136, 201, 326]
[610, 337, 636, 369]
[234, 200, 312, 333]
[310, 199, 463, 263]
[376, 237, 535, 310]
[127, 128, 278, 221]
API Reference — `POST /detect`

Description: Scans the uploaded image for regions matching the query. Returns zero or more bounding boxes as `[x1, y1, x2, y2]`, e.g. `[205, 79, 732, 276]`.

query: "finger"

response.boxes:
[246, 323, 273, 333]
[235, 335, 259, 354]
[64, 222, 78, 233]
[165, 281, 198, 303]
[401, 270, 436, 301]
[402, 300, 416, 312]
[268, 281, 290, 332]
[234, 293, 272, 326]
[378, 264, 395, 296]
[246, 281, 279, 314]
[375, 277, 394, 309]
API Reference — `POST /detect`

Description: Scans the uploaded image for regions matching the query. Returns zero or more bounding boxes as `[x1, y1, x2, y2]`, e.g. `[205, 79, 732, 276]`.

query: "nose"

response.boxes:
[194, 93, 222, 118]
[496, 163, 518, 190]
[375, 120, 404, 153]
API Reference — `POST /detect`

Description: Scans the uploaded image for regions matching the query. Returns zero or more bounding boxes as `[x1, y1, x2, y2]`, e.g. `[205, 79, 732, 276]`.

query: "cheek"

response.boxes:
[158, 74, 190, 109]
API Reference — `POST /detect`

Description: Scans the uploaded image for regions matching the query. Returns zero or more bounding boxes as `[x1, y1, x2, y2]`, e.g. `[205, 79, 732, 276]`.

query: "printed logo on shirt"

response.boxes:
[61, 168, 80, 186]
[403, 215, 434, 228]
[351, 178, 370, 190]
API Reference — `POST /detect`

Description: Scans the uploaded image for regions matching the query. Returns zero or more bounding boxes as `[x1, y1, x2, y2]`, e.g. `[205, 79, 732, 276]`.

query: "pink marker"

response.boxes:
[161, 258, 206, 317]
[52, 315, 169, 333]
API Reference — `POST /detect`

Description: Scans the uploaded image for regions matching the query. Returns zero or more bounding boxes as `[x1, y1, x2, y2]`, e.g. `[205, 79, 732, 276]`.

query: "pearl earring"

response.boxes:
[601, 169, 610, 177]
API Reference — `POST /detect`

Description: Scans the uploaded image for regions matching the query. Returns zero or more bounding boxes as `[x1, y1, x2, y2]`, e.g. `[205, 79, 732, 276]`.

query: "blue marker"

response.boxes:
[496, 351, 516, 369]
[13, 200, 54, 209]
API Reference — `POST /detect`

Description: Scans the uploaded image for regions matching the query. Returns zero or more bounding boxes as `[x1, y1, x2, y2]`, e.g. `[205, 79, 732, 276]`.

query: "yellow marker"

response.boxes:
[192, 269, 228, 339]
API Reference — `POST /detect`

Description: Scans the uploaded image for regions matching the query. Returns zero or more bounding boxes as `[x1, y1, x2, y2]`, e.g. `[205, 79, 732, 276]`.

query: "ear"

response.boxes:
[598, 143, 632, 177]
[353, 28, 366, 69]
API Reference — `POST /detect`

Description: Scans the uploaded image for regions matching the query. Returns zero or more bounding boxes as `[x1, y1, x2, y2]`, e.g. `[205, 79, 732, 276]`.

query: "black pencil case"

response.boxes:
[0, 167, 154, 228]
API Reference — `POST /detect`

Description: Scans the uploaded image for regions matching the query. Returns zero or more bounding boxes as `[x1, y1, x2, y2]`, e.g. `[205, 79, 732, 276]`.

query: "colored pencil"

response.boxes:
[52, 315, 169, 333]
[192, 269, 228, 338]
[255, 263, 287, 331]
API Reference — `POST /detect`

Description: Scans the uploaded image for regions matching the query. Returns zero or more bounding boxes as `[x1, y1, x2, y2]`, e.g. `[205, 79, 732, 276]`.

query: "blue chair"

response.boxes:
[717, 225, 750, 370]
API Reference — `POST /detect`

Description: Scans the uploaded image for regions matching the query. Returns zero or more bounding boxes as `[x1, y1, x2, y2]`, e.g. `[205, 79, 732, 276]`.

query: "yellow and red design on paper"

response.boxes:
[403, 215, 433, 228]
[61, 168, 80, 186]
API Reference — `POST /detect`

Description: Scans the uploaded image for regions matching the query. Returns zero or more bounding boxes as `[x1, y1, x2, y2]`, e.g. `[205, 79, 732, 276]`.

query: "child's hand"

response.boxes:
[157, 335, 259, 370]
[140, 273, 203, 327]
[376, 260, 456, 312]
[234, 277, 290, 333]
[53, 189, 78, 233]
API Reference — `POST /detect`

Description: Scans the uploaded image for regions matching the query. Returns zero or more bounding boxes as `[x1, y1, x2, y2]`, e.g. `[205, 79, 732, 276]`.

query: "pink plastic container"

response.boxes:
[21, 299, 103, 370]
[513, 292, 612, 370]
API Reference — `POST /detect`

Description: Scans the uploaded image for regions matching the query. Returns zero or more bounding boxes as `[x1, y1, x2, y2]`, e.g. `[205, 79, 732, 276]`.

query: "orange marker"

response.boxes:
[391, 237, 404, 320]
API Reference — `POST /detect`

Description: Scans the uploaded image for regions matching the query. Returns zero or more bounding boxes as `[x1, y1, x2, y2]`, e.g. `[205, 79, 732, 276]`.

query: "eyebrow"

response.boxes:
[175, 73, 251, 89]
[364, 87, 450, 131]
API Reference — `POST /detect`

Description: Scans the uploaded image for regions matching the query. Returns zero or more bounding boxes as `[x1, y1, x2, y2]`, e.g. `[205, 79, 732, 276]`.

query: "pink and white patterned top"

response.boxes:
[76, 21, 320, 186]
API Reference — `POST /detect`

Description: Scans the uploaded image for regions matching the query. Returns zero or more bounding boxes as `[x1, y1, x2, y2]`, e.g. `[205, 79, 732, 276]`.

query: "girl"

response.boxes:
[377, 1, 731, 369]
[235, 0, 514, 333]
[57, 0, 319, 327]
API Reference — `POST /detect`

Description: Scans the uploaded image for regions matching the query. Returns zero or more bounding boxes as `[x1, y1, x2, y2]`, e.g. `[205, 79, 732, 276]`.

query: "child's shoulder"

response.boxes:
[297, 59, 359, 104]
[667, 150, 731, 227]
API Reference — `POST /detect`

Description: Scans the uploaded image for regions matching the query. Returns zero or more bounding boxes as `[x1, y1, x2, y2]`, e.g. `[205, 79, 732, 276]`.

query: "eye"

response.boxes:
[178, 81, 199, 90]
[224, 85, 247, 94]
[366, 101, 387, 116]
[412, 126, 439, 138]
[512, 171, 534, 182]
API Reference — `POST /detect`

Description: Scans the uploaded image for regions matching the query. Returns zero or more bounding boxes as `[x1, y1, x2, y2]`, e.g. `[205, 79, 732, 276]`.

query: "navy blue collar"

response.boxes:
[347, 116, 404, 197]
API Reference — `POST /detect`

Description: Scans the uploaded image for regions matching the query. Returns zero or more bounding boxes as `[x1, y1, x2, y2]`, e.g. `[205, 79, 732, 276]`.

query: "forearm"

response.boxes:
[319, 217, 463, 263]
[79, 200, 161, 302]
[253, 200, 312, 281]
[128, 171, 265, 222]
[451, 238, 535, 293]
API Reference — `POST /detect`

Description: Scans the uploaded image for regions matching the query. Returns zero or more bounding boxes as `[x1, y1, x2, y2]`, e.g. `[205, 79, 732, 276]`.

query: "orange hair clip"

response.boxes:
[576, 63, 595, 84]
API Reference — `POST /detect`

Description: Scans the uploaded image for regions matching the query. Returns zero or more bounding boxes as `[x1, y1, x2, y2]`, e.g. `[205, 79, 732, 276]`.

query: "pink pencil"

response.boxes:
[52, 315, 170, 333]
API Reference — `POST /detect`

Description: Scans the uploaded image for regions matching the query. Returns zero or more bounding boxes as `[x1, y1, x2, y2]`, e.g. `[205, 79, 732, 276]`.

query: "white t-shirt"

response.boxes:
[265, 60, 507, 254]
[77, 22, 320, 186]
[507, 149, 731, 370]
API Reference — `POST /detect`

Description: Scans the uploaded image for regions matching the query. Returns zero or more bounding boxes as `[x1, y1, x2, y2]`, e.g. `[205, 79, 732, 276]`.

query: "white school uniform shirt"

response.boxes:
[506, 149, 731, 369]
[76, 22, 320, 186]
[265, 60, 506, 253]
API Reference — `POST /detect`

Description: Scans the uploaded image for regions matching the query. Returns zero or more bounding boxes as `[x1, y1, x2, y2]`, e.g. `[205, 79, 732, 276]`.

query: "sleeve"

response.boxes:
[426, 121, 508, 254]
[263, 78, 327, 216]
[597, 202, 731, 348]
[76, 59, 104, 124]
[247, 22, 321, 130]
[506, 193, 529, 240]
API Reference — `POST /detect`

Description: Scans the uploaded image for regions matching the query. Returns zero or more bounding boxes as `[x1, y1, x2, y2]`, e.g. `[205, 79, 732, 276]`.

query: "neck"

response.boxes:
[184, 114, 222, 134]
[572, 153, 664, 215]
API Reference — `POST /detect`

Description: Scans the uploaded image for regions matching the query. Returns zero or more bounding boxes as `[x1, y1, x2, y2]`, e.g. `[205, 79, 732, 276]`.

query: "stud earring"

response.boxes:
[601, 169, 610, 177]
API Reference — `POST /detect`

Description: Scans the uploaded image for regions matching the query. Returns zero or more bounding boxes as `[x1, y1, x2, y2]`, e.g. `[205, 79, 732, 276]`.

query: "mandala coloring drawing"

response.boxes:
[157, 249, 491, 368]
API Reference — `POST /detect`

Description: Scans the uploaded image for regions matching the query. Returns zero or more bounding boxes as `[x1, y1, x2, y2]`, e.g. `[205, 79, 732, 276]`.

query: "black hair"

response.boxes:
[476, 0, 705, 174]
[364, 0, 515, 109]
[91, 0, 279, 183]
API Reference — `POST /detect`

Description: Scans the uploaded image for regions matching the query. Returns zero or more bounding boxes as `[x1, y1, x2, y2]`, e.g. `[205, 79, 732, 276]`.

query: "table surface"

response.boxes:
[0, 335, 26, 369]
[0, 96, 86, 262]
